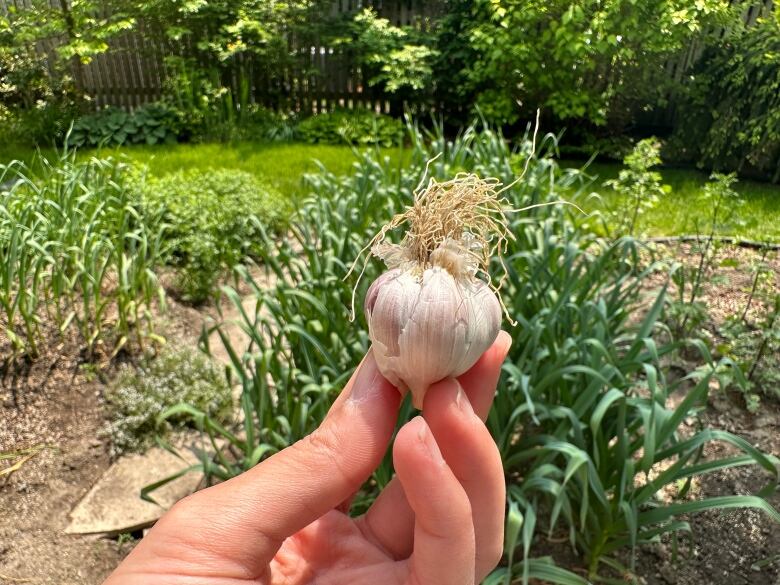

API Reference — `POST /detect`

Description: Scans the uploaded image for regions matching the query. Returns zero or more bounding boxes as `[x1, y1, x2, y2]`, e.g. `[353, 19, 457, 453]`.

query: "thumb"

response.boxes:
[115, 350, 400, 578]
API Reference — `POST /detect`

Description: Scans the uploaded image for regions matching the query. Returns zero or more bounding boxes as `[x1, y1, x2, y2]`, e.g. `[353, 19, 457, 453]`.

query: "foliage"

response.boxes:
[160, 56, 298, 142]
[0, 149, 165, 361]
[676, 15, 780, 182]
[1, 0, 136, 67]
[140, 0, 313, 121]
[719, 251, 780, 412]
[67, 104, 181, 148]
[0, 100, 80, 147]
[0, 6, 82, 145]
[296, 109, 404, 147]
[151, 121, 780, 582]
[559, 133, 637, 162]
[137, 0, 310, 63]
[143, 168, 286, 303]
[460, 0, 736, 127]
[665, 174, 744, 340]
[604, 139, 668, 237]
[104, 347, 232, 456]
[343, 9, 437, 95]
[0, 0, 137, 143]
[561, 159, 780, 242]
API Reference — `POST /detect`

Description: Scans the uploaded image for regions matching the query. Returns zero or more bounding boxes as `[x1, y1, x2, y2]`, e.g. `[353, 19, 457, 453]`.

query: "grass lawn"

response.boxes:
[0, 142, 408, 199]
[120, 142, 410, 198]
[563, 159, 780, 242]
[2, 143, 778, 241]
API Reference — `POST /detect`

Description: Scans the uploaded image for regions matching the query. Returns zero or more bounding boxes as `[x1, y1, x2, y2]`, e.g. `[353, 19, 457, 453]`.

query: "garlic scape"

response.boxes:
[358, 173, 512, 409]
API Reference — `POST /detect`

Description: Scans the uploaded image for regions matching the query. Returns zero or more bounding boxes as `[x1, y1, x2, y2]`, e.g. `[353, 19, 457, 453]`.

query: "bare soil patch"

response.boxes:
[0, 295, 203, 585]
[0, 330, 130, 585]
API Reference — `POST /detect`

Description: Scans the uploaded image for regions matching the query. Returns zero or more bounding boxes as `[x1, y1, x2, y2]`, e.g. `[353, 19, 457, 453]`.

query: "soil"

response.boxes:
[1, 247, 779, 585]
[633, 243, 780, 585]
[620, 400, 780, 585]
[0, 328, 130, 585]
[0, 296, 202, 585]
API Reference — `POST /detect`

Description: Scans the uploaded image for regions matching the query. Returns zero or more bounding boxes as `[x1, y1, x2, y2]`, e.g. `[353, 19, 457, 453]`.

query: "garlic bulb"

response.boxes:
[357, 173, 510, 409]
[365, 241, 501, 408]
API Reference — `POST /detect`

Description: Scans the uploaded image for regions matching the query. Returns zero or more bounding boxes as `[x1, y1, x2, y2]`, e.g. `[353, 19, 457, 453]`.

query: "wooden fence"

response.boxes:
[0, 0, 441, 112]
[643, 0, 776, 127]
[1, 0, 775, 117]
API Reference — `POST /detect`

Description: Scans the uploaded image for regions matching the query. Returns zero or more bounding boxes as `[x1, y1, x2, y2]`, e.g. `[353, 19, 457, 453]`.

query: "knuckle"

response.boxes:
[303, 425, 340, 460]
[166, 493, 196, 520]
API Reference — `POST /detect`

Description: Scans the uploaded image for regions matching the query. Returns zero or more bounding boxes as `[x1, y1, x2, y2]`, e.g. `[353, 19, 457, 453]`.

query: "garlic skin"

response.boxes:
[364, 252, 501, 408]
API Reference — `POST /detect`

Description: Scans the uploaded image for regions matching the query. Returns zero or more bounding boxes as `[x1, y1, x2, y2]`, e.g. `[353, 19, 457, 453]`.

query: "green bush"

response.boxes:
[68, 104, 180, 148]
[296, 110, 403, 146]
[155, 120, 779, 582]
[558, 133, 638, 162]
[104, 347, 232, 456]
[143, 168, 286, 303]
[676, 17, 780, 182]
[0, 101, 81, 148]
[457, 0, 736, 128]
[603, 138, 669, 237]
[161, 57, 298, 143]
[0, 6, 86, 147]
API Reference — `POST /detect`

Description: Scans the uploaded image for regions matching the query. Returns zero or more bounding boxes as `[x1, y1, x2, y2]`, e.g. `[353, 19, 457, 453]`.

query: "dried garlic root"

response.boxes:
[357, 172, 513, 409]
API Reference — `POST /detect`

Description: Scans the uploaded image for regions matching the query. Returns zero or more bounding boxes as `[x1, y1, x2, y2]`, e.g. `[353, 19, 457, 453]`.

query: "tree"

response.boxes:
[459, 0, 738, 129]
[0, 0, 136, 106]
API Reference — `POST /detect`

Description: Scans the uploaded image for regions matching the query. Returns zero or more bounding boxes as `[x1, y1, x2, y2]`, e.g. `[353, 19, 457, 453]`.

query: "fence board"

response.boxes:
[0, 0, 775, 118]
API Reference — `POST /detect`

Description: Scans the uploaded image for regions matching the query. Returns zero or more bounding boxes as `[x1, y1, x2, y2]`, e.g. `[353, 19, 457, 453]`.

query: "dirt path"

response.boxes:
[0, 335, 130, 584]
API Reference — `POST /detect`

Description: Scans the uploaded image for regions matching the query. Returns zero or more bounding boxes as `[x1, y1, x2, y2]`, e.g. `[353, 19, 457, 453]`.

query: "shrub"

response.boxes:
[459, 0, 736, 128]
[143, 168, 287, 303]
[677, 16, 780, 182]
[603, 138, 669, 237]
[345, 8, 437, 96]
[68, 104, 181, 148]
[0, 100, 81, 148]
[296, 110, 403, 146]
[153, 120, 780, 582]
[161, 57, 298, 143]
[558, 133, 637, 162]
[104, 347, 232, 456]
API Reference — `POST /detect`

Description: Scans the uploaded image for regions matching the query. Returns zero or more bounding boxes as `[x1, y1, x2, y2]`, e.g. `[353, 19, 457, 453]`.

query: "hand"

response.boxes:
[105, 332, 512, 585]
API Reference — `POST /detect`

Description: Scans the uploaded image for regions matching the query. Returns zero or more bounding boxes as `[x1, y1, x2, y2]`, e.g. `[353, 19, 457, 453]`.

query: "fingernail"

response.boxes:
[453, 381, 474, 415]
[415, 417, 445, 465]
[497, 330, 513, 358]
[347, 350, 384, 404]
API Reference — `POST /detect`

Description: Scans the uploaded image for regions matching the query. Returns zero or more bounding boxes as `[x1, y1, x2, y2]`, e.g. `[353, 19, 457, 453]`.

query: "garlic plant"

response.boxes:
[359, 173, 511, 408]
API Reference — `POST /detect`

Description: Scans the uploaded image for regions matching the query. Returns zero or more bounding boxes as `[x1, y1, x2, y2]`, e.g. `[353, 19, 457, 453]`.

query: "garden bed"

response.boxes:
[2, 244, 779, 584]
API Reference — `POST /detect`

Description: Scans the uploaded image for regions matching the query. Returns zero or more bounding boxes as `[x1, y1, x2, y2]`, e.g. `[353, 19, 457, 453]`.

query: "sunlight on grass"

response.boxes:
[0, 142, 409, 199]
[2, 144, 778, 241]
[563, 159, 780, 242]
[116, 142, 409, 198]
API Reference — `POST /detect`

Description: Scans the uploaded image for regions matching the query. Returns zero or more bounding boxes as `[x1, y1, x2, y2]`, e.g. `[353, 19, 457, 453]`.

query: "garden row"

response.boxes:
[2, 122, 779, 583]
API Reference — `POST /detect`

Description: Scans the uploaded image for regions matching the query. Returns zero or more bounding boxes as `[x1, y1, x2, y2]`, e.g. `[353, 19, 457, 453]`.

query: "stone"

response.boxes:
[65, 433, 209, 536]
[659, 563, 678, 584]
